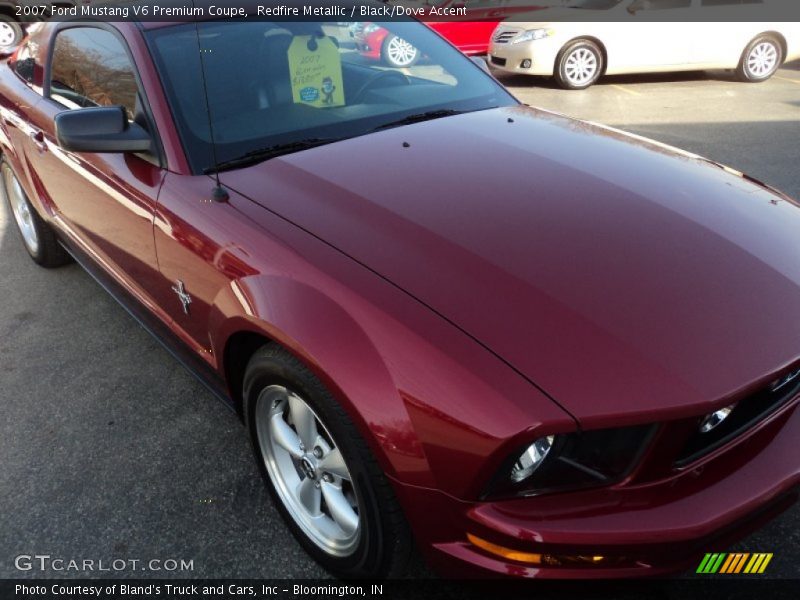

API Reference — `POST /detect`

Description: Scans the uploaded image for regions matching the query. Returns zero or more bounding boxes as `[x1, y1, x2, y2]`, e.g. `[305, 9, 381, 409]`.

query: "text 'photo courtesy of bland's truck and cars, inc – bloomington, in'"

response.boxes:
[0, 0, 800, 598]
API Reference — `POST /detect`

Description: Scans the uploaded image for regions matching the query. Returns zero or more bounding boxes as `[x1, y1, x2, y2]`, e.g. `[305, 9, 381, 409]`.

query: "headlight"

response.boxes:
[698, 404, 735, 433]
[484, 424, 656, 499]
[512, 28, 554, 44]
[510, 435, 554, 482]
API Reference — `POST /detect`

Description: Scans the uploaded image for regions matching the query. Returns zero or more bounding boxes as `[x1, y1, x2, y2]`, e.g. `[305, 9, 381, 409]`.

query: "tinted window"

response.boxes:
[49, 27, 138, 119]
[13, 39, 37, 86]
[146, 21, 515, 174]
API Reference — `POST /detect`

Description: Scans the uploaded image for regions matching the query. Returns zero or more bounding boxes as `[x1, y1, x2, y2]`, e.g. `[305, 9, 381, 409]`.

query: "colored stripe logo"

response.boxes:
[696, 553, 773, 574]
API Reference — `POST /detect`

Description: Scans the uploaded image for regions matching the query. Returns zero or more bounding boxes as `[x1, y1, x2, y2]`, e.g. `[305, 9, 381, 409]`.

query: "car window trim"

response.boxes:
[43, 21, 166, 169]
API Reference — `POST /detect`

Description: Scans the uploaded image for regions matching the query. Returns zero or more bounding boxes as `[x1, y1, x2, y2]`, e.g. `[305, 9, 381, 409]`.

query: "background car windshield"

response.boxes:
[146, 21, 515, 173]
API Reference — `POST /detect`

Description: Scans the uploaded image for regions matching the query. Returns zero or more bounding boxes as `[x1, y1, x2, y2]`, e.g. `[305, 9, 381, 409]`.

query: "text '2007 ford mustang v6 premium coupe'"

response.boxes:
[1, 9, 799, 579]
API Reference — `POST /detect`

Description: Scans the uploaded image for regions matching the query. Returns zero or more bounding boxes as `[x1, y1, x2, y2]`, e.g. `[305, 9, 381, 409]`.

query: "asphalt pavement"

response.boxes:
[1, 62, 798, 582]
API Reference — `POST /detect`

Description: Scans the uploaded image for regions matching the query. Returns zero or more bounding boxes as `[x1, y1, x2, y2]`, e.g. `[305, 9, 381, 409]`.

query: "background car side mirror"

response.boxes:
[55, 106, 152, 154]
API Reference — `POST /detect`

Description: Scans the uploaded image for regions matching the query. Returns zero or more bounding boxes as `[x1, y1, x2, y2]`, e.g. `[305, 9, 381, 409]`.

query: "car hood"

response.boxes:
[223, 106, 800, 425]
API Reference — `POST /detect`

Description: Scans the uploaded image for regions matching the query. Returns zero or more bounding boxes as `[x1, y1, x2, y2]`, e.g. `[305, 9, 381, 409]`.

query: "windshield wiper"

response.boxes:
[372, 109, 466, 132]
[206, 138, 336, 174]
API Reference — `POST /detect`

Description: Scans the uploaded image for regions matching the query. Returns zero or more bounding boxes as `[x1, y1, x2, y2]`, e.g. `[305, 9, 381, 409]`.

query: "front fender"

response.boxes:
[208, 274, 433, 486]
[206, 254, 573, 500]
[193, 183, 573, 498]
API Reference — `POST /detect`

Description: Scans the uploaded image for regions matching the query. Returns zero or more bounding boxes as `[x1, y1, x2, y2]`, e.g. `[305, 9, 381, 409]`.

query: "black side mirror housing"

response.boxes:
[55, 106, 152, 154]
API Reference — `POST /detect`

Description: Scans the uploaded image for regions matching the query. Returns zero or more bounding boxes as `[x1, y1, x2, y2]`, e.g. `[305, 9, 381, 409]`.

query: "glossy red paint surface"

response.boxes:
[426, 21, 502, 55]
[222, 106, 800, 430]
[1, 20, 798, 579]
[401, 394, 799, 578]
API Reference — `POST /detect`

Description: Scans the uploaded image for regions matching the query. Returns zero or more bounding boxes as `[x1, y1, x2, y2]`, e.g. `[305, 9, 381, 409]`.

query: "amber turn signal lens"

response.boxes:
[467, 533, 542, 564]
[467, 534, 608, 567]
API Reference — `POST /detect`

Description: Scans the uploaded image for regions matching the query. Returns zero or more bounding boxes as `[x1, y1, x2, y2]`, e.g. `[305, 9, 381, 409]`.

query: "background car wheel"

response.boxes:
[243, 345, 412, 578]
[555, 39, 604, 90]
[381, 34, 419, 68]
[0, 16, 23, 54]
[737, 35, 783, 82]
[1, 159, 71, 267]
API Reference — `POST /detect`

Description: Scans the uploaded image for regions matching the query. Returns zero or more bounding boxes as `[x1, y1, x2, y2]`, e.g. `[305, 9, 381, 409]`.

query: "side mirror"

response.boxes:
[55, 106, 152, 154]
[471, 55, 492, 75]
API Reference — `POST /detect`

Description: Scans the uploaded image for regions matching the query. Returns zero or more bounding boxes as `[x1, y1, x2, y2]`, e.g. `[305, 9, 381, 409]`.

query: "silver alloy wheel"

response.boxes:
[386, 36, 417, 67]
[564, 47, 598, 86]
[747, 41, 779, 77]
[2, 164, 39, 255]
[256, 385, 360, 557]
[0, 22, 18, 49]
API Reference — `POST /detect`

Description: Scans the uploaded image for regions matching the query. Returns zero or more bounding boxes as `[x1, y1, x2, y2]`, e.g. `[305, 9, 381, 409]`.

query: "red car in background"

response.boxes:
[352, 1, 543, 66]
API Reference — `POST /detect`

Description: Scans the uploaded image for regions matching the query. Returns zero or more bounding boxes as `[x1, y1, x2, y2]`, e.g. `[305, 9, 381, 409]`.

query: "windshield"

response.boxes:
[146, 21, 516, 173]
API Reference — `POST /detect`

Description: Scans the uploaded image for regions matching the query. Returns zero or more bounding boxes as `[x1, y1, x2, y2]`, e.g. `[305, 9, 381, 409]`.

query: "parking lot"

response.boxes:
[496, 61, 800, 196]
[1, 63, 799, 581]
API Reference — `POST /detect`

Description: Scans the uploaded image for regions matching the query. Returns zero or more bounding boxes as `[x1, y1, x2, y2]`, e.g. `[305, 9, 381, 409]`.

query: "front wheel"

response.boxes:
[554, 40, 604, 90]
[737, 35, 782, 82]
[243, 345, 412, 578]
[381, 34, 419, 68]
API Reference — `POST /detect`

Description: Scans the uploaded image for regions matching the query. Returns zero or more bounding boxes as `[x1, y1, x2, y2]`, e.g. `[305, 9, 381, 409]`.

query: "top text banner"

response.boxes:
[19, 0, 800, 23]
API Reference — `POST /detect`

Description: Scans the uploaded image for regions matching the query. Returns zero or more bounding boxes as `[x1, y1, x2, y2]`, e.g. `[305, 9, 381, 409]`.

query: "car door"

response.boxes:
[607, 0, 694, 70]
[690, 0, 764, 66]
[0, 36, 45, 205]
[25, 24, 166, 298]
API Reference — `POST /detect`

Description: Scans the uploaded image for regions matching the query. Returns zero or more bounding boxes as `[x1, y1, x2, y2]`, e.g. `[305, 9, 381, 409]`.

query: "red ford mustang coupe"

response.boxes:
[1, 13, 799, 580]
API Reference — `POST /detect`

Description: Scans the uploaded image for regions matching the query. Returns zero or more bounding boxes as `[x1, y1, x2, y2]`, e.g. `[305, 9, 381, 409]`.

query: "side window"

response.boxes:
[49, 27, 139, 119]
[13, 39, 37, 86]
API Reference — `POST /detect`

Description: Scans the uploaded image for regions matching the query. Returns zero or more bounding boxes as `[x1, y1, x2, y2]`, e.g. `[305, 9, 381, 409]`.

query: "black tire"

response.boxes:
[1, 159, 71, 268]
[243, 345, 412, 579]
[554, 39, 604, 90]
[737, 35, 783, 83]
[0, 15, 24, 54]
[381, 34, 419, 68]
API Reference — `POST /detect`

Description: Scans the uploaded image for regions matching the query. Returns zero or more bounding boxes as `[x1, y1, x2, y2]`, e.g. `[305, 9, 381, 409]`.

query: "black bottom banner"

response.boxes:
[2, 579, 799, 600]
